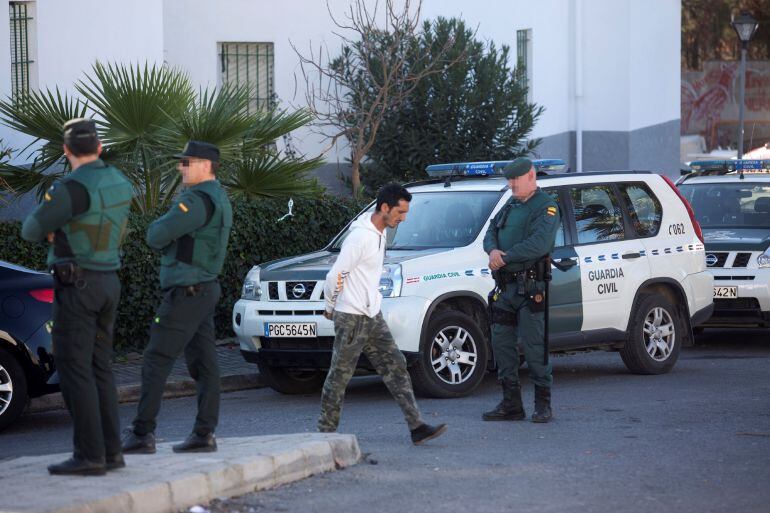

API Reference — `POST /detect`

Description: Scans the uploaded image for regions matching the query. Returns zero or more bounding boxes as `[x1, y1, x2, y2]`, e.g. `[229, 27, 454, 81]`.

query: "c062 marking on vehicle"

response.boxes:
[668, 223, 686, 235]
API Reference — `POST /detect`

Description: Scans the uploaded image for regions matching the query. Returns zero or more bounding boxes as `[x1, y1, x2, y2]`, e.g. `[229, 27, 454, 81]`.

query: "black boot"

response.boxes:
[532, 386, 552, 423]
[106, 453, 126, 471]
[47, 457, 106, 476]
[482, 379, 526, 421]
[121, 429, 156, 454]
[173, 432, 217, 453]
[410, 423, 448, 445]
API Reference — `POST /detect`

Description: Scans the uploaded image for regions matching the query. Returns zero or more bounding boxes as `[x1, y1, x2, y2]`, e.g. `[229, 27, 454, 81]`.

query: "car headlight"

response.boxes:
[241, 266, 262, 300]
[758, 250, 770, 268]
[379, 264, 403, 298]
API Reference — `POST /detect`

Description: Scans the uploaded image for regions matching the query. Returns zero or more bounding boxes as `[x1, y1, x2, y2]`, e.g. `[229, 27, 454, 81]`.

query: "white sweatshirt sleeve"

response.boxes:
[324, 239, 363, 313]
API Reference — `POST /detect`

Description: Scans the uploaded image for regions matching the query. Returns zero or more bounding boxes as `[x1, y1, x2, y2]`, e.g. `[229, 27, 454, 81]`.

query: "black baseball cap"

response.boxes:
[174, 140, 220, 163]
[63, 118, 98, 144]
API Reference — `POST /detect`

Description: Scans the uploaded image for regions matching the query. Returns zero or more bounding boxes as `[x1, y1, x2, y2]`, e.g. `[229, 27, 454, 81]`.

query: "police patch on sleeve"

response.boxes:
[178, 202, 189, 213]
[546, 206, 557, 216]
[44, 184, 55, 202]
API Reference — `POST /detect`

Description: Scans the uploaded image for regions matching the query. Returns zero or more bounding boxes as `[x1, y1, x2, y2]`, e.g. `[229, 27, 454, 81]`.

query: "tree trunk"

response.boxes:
[351, 158, 361, 198]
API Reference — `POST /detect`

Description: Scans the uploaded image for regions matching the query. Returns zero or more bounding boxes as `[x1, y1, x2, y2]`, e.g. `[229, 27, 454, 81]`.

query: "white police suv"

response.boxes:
[233, 160, 713, 397]
[678, 159, 770, 327]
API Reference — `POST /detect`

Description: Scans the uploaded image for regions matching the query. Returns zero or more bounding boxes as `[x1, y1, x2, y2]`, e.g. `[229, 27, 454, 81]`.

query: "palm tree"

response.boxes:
[0, 62, 323, 212]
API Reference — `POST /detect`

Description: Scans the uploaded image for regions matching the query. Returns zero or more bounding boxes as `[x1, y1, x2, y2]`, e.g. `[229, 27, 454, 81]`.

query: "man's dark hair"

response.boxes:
[63, 118, 99, 157]
[66, 137, 99, 157]
[376, 183, 412, 212]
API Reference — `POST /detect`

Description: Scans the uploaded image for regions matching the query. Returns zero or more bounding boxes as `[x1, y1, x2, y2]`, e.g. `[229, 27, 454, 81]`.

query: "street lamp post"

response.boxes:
[731, 11, 759, 159]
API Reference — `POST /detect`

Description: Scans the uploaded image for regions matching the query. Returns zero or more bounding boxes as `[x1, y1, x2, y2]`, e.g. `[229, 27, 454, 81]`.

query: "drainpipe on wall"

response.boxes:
[574, 0, 583, 172]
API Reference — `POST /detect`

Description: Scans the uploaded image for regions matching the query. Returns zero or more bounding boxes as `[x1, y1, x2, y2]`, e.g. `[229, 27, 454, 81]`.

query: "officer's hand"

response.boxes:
[323, 310, 334, 321]
[489, 249, 506, 270]
[46, 232, 54, 243]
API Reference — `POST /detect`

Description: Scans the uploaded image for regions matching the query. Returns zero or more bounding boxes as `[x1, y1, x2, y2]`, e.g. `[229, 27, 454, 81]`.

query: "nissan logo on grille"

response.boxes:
[291, 283, 307, 299]
[705, 253, 718, 267]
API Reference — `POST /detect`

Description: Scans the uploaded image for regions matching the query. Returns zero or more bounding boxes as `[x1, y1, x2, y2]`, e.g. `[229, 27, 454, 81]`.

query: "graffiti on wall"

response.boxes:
[682, 61, 770, 147]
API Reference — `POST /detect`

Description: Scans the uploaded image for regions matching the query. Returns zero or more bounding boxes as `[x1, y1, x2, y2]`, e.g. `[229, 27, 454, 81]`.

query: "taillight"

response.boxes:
[661, 175, 704, 244]
[29, 289, 54, 303]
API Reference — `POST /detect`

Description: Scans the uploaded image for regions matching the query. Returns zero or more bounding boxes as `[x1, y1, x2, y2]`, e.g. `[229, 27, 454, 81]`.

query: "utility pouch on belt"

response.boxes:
[516, 273, 526, 295]
[52, 261, 82, 286]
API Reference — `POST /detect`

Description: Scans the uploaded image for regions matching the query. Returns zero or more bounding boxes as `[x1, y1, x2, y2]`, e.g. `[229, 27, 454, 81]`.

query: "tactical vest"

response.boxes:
[51, 161, 133, 271]
[496, 190, 553, 273]
[161, 180, 232, 276]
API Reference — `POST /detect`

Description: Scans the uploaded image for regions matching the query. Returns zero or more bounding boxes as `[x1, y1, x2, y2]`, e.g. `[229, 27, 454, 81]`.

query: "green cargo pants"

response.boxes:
[52, 270, 122, 464]
[132, 280, 221, 436]
[489, 285, 552, 388]
[318, 311, 424, 432]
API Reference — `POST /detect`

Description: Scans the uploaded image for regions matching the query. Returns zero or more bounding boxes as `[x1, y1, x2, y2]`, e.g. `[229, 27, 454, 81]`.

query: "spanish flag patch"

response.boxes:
[546, 206, 557, 216]
[44, 192, 52, 201]
[178, 202, 189, 213]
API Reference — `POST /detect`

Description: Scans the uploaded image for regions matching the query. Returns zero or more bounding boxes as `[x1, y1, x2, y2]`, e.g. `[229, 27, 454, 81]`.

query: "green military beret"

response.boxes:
[503, 157, 533, 179]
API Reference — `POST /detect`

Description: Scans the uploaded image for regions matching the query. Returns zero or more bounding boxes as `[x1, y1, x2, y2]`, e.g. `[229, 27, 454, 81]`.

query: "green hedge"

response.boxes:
[0, 196, 364, 352]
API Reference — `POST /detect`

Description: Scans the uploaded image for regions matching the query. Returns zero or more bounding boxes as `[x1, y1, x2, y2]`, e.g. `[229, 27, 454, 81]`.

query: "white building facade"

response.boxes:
[0, 0, 681, 178]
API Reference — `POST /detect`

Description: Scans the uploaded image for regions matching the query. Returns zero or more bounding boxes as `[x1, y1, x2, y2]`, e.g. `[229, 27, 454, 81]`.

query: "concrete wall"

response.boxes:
[0, 0, 680, 176]
[512, 0, 681, 174]
[0, 0, 165, 159]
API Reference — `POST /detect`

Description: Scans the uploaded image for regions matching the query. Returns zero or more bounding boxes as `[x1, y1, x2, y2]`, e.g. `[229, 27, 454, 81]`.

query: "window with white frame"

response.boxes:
[9, 1, 36, 98]
[218, 42, 275, 113]
[516, 29, 532, 102]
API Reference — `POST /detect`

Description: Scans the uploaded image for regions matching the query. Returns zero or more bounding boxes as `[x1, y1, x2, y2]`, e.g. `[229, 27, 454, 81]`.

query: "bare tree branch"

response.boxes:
[292, 0, 466, 196]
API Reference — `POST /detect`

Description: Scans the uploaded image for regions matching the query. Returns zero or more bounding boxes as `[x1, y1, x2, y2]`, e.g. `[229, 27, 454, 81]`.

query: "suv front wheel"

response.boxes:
[410, 310, 488, 398]
[620, 294, 683, 374]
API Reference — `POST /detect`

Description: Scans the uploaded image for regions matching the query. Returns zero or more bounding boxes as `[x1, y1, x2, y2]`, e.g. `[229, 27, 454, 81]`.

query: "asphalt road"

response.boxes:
[3, 329, 769, 513]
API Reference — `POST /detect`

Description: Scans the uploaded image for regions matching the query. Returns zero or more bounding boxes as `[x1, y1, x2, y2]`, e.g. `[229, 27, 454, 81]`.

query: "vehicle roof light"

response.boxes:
[425, 159, 569, 178]
[688, 159, 770, 174]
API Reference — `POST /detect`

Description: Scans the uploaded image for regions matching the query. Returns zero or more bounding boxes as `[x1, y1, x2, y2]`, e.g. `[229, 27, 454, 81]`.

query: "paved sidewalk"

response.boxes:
[29, 342, 264, 413]
[1, 433, 361, 513]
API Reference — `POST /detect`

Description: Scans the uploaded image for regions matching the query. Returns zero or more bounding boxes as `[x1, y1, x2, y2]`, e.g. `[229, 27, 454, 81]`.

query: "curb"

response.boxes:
[28, 373, 265, 414]
[0, 434, 361, 513]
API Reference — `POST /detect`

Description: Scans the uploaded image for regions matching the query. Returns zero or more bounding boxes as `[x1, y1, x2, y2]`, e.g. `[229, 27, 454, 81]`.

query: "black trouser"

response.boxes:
[132, 280, 221, 436]
[52, 270, 122, 464]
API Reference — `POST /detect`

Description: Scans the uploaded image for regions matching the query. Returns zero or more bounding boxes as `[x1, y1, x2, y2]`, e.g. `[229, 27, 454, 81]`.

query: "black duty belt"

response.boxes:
[497, 268, 538, 284]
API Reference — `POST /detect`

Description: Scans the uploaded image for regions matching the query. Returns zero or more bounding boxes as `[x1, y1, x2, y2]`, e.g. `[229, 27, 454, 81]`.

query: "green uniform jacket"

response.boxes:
[21, 159, 133, 271]
[147, 179, 232, 289]
[483, 189, 561, 272]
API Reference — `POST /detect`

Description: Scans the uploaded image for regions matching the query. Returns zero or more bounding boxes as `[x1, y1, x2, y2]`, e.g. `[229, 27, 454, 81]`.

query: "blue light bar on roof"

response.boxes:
[689, 159, 770, 173]
[425, 159, 568, 178]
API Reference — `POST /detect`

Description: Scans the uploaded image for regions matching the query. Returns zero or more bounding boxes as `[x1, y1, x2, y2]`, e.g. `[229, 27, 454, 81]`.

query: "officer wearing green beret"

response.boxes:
[482, 157, 560, 423]
[22, 118, 133, 475]
[122, 141, 232, 454]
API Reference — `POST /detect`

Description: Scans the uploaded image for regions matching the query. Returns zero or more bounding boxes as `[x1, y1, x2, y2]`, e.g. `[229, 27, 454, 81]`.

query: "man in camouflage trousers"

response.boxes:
[319, 183, 447, 445]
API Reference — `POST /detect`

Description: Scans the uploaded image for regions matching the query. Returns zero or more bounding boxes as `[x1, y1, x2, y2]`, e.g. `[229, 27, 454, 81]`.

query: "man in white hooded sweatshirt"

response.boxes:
[319, 184, 447, 445]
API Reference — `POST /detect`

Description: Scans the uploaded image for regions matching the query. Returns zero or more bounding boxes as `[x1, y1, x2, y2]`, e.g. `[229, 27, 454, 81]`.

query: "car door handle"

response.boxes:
[553, 257, 577, 271]
[622, 252, 641, 260]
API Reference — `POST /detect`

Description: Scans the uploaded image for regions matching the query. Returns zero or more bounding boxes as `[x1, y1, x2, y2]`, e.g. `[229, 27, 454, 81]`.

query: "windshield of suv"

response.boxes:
[678, 182, 770, 228]
[331, 190, 503, 250]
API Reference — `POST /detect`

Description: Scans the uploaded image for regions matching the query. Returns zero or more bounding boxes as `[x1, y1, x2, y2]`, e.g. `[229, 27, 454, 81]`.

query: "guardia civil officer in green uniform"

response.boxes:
[122, 141, 232, 454]
[482, 157, 560, 423]
[22, 118, 133, 475]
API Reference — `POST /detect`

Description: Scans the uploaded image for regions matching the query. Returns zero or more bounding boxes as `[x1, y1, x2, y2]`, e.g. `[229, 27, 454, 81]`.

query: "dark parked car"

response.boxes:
[0, 260, 58, 430]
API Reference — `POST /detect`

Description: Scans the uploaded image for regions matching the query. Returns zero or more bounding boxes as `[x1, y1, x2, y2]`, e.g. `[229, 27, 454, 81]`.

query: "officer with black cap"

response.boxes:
[482, 157, 560, 423]
[122, 141, 232, 454]
[22, 118, 133, 475]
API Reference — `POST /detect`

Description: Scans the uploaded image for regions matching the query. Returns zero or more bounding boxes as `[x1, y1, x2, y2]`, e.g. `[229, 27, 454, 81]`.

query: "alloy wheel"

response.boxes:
[0, 363, 13, 417]
[429, 325, 478, 385]
[643, 307, 676, 361]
